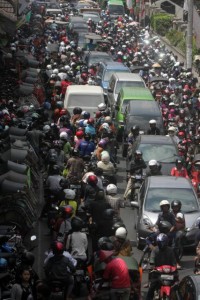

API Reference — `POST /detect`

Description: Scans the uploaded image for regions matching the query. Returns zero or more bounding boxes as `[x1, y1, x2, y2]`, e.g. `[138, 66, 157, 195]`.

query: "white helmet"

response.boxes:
[115, 227, 127, 239]
[46, 64, 52, 70]
[60, 132, 68, 140]
[101, 123, 110, 130]
[64, 65, 70, 71]
[43, 125, 51, 133]
[53, 69, 59, 74]
[160, 200, 170, 207]
[104, 116, 111, 123]
[98, 103, 106, 111]
[149, 119, 156, 124]
[168, 126, 176, 132]
[106, 184, 117, 195]
[64, 189, 76, 200]
[60, 41, 65, 46]
[148, 159, 157, 167]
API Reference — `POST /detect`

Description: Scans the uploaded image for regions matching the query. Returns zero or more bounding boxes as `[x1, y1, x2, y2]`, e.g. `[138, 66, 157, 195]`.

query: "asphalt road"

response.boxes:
[30, 147, 196, 299]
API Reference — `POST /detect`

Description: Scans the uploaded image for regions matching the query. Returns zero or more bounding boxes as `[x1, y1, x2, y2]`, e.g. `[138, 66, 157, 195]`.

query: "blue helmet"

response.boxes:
[156, 233, 168, 250]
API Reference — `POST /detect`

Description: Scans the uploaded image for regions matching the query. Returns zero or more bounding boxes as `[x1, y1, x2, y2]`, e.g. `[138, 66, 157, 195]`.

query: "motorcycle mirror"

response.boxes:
[30, 235, 37, 241]
[131, 201, 139, 209]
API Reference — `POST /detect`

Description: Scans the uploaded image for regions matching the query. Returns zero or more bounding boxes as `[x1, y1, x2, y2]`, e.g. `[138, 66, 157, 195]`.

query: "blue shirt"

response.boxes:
[85, 125, 96, 136]
[78, 140, 95, 157]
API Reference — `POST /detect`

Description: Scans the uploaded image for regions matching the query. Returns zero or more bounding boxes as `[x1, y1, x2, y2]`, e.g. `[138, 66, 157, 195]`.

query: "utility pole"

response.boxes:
[186, 0, 193, 69]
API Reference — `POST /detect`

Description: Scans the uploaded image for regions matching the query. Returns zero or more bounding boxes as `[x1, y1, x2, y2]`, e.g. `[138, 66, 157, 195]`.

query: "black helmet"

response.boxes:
[103, 209, 115, 220]
[131, 125, 140, 133]
[158, 220, 172, 234]
[71, 216, 84, 231]
[112, 221, 126, 232]
[51, 241, 64, 255]
[98, 237, 114, 250]
[156, 233, 169, 250]
[22, 251, 35, 266]
[73, 107, 82, 115]
[171, 200, 182, 209]
[52, 164, 60, 174]
[59, 178, 69, 189]
[71, 149, 79, 156]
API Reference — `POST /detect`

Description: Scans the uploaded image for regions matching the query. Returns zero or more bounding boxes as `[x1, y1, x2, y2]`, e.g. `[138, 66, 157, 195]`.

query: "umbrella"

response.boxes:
[85, 33, 102, 40]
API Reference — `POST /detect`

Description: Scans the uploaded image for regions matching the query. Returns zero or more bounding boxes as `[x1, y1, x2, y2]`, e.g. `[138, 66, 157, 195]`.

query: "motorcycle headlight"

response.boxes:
[142, 215, 153, 228]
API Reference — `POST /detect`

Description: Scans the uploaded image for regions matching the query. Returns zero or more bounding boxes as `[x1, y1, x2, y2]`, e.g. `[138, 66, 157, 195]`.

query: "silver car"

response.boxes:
[132, 176, 200, 249]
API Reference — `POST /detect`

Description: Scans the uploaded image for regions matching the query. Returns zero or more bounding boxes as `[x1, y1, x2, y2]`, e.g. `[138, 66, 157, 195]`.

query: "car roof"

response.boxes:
[101, 62, 130, 70]
[138, 135, 174, 145]
[88, 51, 111, 57]
[112, 72, 143, 81]
[148, 176, 193, 189]
[67, 85, 103, 94]
[120, 87, 153, 100]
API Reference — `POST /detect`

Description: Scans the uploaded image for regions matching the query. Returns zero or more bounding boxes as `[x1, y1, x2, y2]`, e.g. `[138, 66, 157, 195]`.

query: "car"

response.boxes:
[83, 51, 113, 67]
[82, 12, 100, 23]
[127, 135, 178, 175]
[132, 176, 200, 249]
[96, 61, 130, 94]
[171, 275, 200, 299]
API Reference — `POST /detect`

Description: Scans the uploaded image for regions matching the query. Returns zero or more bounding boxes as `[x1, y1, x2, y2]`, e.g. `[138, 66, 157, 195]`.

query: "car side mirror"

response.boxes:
[131, 201, 139, 209]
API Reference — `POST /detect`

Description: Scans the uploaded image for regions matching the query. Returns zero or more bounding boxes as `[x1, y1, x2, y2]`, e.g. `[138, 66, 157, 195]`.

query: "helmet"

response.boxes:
[112, 222, 125, 232]
[96, 111, 102, 118]
[98, 139, 107, 148]
[106, 184, 117, 195]
[64, 189, 76, 200]
[176, 158, 183, 165]
[73, 107, 82, 115]
[51, 241, 64, 255]
[43, 125, 51, 133]
[158, 220, 172, 234]
[52, 164, 60, 174]
[59, 178, 69, 189]
[61, 205, 74, 218]
[87, 117, 94, 125]
[171, 200, 182, 209]
[131, 125, 140, 133]
[71, 149, 79, 156]
[177, 131, 185, 139]
[98, 237, 113, 250]
[0, 258, 7, 272]
[60, 108, 68, 116]
[115, 227, 127, 239]
[98, 250, 113, 262]
[82, 111, 90, 119]
[98, 103, 106, 111]
[104, 116, 111, 123]
[76, 130, 84, 138]
[148, 159, 158, 167]
[149, 119, 156, 125]
[22, 252, 35, 266]
[71, 216, 84, 231]
[160, 200, 170, 208]
[87, 174, 98, 185]
[168, 126, 176, 132]
[135, 150, 142, 158]
[60, 132, 68, 140]
[103, 209, 115, 220]
[156, 233, 169, 250]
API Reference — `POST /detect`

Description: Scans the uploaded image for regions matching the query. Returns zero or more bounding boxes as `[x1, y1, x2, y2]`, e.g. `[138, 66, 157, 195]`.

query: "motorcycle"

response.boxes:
[149, 265, 178, 300]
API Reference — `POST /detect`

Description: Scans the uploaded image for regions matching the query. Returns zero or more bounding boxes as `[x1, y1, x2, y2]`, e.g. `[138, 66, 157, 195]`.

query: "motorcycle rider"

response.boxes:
[167, 126, 180, 144]
[78, 133, 95, 158]
[113, 227, 132, 257]
[98, 250, 131, 300]
[124, 150, 146, 201]
[106, 184, 121, 216]
[66, 149, 84, 182]
[146, 159, 162, 176]
[171, 158, 189, 178]
[46, 164, 64, 198]
[171, 200, 185, 269]
[44, 241, 75, 300]
[146, 233, 177, 300]
[153, 200, 176, 236]
[57, 205, 74, 243]
[147, 119, 160, 135]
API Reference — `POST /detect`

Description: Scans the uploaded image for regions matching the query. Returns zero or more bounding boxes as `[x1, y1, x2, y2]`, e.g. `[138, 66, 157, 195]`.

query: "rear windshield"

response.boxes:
[128, 100, 159, 115]
[67, 95, 103, 108]
[108, 4, 124, 14]
[126, 115, 163, 133]
[104, 69, 129, 82]
[115, 81, 145, 94]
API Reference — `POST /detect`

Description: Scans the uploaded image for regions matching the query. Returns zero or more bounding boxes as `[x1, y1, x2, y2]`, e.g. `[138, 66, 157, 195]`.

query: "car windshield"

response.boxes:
[89, 56, 112, 65]
[138, 143, 177, 163]
[145, 188, 199, 213]
[103, 69, 129, 82]
[108, 5, 124, 14]
[68, 95, 102, 108]
[83, 14, 100, 22]
[115, 81, 145, 94]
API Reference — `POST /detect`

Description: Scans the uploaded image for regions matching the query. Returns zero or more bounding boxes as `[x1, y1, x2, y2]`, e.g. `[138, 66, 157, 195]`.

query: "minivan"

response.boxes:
[107, 72, 146, 109]
[107, 0, 124, 18]
[64, 85, 104, 115]
[96, 62, 130, 95]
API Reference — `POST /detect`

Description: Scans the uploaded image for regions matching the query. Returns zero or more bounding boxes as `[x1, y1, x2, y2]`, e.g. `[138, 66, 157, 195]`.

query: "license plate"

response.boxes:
[161, 274, 174, 280]
[70, 185, 81, 189]
[76, 270, 84, 275]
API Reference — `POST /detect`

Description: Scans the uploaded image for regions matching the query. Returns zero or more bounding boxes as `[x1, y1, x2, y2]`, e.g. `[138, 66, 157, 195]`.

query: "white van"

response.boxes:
[64, 85, 105, 115]
[45, 8, 63, 16]
[107, 72, 146, 109]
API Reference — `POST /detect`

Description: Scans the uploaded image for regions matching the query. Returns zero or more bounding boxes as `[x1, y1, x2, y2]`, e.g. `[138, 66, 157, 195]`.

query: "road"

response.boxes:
[30, 146, 196, 299]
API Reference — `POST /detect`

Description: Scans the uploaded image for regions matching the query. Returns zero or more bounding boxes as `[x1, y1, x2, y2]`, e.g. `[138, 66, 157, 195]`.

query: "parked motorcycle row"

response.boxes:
[0, 0, 200, 299]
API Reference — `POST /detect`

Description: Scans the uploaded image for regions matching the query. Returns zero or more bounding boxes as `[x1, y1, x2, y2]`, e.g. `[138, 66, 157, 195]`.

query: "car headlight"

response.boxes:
[141, 215, 153, 228]
[186, 216, 200, 232]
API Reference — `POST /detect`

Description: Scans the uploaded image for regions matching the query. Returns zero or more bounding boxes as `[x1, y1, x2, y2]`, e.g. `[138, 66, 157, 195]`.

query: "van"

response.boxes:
[114, 87, 156, 140]
[124, 94, 164, 136]
[45, 8, 63, 16]
[64, 85, 105, 115]
[107, 72, 146, 109]
[96, 62, 130, 95]
[107, 0, 124, 18]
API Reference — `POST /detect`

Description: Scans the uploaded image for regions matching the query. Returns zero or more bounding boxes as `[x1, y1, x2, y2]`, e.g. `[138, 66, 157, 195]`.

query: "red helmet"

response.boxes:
[61, 205, 74, 218]
[76, 130, 84, 138]
[178, 131, 185, 138]
[60, 108, 68, 116]
[54, 108, 60, 116]
[87, 174, 98, 185]
[96, 111, 102, 118]
[81, 73, 88, 80]
[51, 241, 64, 254]
[87, 117, 94, 125]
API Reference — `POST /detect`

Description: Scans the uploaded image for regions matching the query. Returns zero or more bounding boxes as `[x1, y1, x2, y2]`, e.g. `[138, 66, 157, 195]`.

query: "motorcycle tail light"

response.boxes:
[163, 267, 171, 273]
